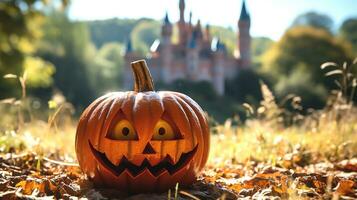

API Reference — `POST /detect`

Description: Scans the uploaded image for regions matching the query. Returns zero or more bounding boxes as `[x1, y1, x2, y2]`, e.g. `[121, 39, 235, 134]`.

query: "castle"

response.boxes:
[124, 0, 251, 95]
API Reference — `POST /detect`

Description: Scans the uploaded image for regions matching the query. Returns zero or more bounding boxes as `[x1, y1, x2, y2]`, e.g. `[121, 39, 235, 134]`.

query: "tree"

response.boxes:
[274, 67, 327, 108]
[262, 26, 352, 108]
[38, 11, 95, 107]
[251, 37, 274, 63]
[0, 0, 63, 98]
[87, 18, 142, 48]
[90, 42, 125, 94]
[340, 18, 357, 54]
[225, 69, 263, 105]
[131, 20, 160, 55]
[210, 26, 236, 55]
[292, 11, 333, 32]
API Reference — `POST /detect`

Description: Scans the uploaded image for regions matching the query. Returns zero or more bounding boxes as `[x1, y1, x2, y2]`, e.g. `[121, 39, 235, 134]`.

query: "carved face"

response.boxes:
[75, 60, 210, 193]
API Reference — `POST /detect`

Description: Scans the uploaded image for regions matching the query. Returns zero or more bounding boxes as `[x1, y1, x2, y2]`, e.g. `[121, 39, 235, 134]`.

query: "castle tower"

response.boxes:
[186, 31, 199, 80]
[204, 24, 211, 42]
[195, 19, 204, 44]
[178, 0, 187, 45]
[212, 38, 225, 95]
[238, 0, 251, 68]
[160, 12, 173, 83]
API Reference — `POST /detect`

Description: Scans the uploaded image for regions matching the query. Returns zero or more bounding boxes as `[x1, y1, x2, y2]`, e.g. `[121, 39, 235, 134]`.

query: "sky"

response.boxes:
[68, 0, 357, 40]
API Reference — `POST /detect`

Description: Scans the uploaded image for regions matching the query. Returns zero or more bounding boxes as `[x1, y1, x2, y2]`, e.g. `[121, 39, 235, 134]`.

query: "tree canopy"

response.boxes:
[262, 26, 352, 107]
[0, 0, 61, 98]
[291, 11, 334, 32]
[340, 18, 357, 54]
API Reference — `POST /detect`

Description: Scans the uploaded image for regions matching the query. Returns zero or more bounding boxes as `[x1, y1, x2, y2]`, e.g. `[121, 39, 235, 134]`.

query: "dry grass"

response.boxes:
[0, 60, 356, 199]
[1, 92, 356, 168]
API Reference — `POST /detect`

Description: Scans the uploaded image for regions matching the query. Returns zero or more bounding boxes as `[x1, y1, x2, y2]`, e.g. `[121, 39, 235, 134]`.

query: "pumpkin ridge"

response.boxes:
[164, 93, 192, 161]
[96, 97, 118, 152]
[75, 97, 105, 150]
[174, 95, 204, 168]
[173, 92, 209, 169]
[172, 94, 197, 147]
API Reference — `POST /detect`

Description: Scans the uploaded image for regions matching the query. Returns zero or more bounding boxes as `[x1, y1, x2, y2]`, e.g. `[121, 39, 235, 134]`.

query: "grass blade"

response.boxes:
[321, 62, 338, 69]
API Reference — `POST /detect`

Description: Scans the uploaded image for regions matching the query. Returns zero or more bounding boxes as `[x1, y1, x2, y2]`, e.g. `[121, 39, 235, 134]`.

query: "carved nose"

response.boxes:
[142, 143, 156, 154]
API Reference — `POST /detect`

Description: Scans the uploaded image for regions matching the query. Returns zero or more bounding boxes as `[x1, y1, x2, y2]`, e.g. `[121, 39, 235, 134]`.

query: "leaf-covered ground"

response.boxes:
[0, 151, 356, 199]
[1, 74, 357, 199]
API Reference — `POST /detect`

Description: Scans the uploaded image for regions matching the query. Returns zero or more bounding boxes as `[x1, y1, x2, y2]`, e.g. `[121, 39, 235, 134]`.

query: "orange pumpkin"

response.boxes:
[75, 60, 210, 193]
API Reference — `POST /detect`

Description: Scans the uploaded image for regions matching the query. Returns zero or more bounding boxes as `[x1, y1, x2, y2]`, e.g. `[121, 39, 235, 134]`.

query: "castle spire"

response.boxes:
[195, 19, 203, 41]
[164, 11, 170, 24]
[179, 0, 185, 22]
[238, 0, 251, 68]
[239, 0, 250, 21]
[178, 0, 187, 45]
[189, 11, 192, 26]
[205, 24, 211, 41]
[162, 12, 172, 37]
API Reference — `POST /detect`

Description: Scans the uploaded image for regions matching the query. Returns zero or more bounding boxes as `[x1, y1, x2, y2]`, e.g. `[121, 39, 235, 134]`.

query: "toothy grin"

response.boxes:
[89, 141, 198, 177]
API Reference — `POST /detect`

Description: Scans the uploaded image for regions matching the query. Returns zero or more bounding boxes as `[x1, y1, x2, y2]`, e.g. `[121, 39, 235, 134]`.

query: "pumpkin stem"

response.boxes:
[131, 60, 155, 92]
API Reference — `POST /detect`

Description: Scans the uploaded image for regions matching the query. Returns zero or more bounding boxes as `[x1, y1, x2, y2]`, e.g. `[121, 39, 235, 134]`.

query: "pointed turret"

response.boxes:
[238, 0, 251, 68]
[162, 12, 172, 37]
[211, 37, 225, 95]
[195, 19, 203, 41]
[186, 30, 199, 80]
[179, 0, 185, 22]
[178, 0, 187, 45]
[204, 24, 211, 41]
[188, 11, 193, 29]
[239, 0, 250, 21]
[164, 12, 170, 24]
[161, 12, 172, 83]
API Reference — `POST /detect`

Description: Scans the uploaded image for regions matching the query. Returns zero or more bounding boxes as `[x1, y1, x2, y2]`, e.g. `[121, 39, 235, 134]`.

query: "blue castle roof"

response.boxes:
[164, 12, 170, 24]
[239, 0, 250, 21]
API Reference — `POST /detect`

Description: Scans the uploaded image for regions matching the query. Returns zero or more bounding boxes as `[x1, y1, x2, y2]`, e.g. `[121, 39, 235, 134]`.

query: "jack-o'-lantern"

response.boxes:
[75, 60, 210, 193]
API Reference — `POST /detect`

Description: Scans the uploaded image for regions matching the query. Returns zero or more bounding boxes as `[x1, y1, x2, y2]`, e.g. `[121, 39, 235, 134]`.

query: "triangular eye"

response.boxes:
[152, 119, 179, 140]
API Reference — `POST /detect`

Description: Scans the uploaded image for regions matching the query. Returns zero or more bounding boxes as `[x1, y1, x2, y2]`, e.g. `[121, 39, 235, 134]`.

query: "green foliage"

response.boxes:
[225, 69, 264, 105]
[86, 18, 268, 61]
[262, 26, 352, 107]
[251, 37, 274, 63]
[23, 57, 55, 87]
[0, 0, 58, 98]
[157, 80, 240, 122]
[340, 18, 357, 54]
[291, 11, 334, 32]
[321, 60, 357, 104]
[131, 20, 161, 55]
[86, 18, 148, 48]
[38, 11, 95, 107]
[209, 26, 236, 55]
[158, 80, 218, 101]
[274, 67, 327, 108]
[91, 42, 125, 94]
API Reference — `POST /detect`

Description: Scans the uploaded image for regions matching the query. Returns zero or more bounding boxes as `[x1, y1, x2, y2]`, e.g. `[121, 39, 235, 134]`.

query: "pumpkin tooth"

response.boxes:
[165, 154, 176, 165]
